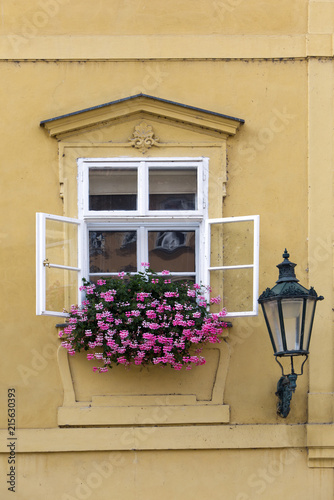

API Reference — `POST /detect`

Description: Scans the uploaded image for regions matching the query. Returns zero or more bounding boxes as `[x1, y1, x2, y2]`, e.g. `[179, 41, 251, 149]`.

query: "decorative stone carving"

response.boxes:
[129, 121, 160, 153]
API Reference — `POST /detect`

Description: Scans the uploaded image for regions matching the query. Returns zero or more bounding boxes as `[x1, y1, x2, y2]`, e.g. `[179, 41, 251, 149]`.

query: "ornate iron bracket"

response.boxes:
[275, 373, 297, 418]
[274, 354, 308, 418]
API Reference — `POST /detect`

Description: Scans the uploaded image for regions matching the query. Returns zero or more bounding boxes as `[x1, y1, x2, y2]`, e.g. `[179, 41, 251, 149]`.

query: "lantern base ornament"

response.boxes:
[274, 354, 308, 418]
[275, 373, 297, 418]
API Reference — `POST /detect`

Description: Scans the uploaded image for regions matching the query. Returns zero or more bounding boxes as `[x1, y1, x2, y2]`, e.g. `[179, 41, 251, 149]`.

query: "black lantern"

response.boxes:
[258, 250, 324, 417]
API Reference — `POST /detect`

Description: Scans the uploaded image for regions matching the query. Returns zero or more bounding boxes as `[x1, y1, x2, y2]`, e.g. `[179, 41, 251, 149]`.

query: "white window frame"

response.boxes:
[36, 158, 260, 317]
[205, 215, 260, 317]
[86, 221, 201, 281]
[36, 213, 83, 317]
[78, 157, 208, 282]
[78, 157, 206, 220]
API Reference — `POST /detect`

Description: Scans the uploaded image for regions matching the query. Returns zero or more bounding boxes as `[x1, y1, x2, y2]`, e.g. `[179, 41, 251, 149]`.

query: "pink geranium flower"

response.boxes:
[58, 268, 226, 372]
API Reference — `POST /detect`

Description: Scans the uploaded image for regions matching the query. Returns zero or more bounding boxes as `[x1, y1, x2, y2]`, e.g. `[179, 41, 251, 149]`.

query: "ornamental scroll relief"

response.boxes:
[128, 122, 160, 153]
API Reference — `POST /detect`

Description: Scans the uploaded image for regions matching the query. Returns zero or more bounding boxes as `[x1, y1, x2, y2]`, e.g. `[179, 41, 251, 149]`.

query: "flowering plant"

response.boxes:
[59, 265, 227, 372]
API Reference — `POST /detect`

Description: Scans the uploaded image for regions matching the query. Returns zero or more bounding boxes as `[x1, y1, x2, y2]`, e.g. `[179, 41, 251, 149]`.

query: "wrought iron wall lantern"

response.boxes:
[258, 250, 324, 418]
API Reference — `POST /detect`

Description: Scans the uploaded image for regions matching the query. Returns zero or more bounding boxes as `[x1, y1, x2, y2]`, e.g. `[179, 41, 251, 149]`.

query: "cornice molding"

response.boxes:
[2, 34, 334, 61]
[40, 94, 244, 139]
[0, 424, 305, 453]
[307, 424, 334, 468]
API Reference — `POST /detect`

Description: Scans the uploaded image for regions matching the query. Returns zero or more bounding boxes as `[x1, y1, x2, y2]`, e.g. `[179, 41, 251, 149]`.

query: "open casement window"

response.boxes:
[36, 158, 259, 317]
[205, 215, 260, 317]
[36, 213, 83, 317]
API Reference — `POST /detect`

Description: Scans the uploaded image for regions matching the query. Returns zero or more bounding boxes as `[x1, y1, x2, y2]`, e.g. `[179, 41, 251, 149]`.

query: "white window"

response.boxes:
[36, 157, 259, 317]
[205, 216, 260, 317]
[36, 213, 83, 317]
[79, 158, 207, 285]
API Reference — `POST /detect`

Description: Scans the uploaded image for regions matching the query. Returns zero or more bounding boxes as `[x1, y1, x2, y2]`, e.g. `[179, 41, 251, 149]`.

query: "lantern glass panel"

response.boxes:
[303, 298, 316, 351]
[281, 298, 304, 351]
[263, 301, 283, 353]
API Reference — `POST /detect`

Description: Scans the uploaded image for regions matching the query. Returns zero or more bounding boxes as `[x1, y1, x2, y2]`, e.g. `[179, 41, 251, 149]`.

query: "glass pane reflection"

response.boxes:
[89, 231, 137, 274]
[148, 231, 195, 272]
[149, 168, 197, 210]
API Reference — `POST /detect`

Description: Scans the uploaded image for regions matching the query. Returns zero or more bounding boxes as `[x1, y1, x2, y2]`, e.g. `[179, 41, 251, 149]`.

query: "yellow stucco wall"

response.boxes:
[0, 0, 308, 36]
[0, 1, 333, 498]
[1, 449, 333, 500]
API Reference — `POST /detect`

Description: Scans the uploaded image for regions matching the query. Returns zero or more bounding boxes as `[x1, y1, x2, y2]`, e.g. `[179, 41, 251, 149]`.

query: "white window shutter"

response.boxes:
[205, 215, 260, 317]
[36, 213, 83, 317]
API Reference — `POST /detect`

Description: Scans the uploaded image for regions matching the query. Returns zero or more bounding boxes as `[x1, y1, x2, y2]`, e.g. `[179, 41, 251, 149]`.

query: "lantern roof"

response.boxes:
[258, 250, 323, 302]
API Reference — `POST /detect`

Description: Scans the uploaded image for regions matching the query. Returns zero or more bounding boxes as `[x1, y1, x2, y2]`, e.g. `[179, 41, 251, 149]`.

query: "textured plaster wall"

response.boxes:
[0, 0, 308, 36]
[0, 58, 308, 428]
[0, 0, 333, 498]
[1, 449, 333, 500]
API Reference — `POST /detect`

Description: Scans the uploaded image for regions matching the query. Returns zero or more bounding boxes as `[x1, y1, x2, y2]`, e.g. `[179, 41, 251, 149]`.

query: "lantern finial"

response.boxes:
[283, 248, 289, 259]
[276, 249, 298, 283]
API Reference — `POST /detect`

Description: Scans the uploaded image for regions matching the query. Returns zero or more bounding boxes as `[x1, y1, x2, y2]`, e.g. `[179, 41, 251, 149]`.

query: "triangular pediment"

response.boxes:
[40, 94, 244, 139]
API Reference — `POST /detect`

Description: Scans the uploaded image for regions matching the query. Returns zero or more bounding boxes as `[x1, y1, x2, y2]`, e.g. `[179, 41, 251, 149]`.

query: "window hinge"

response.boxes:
[43, 259, 50, 267]
[59, 182, 64, 201]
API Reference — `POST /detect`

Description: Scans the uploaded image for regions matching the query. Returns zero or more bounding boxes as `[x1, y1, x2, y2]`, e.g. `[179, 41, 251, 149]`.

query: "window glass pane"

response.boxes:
[210, 268, 253, 314]
[210, 220, 254, 268]
[170, 276, 196, 284]
[45, 267, 79, 312]
[149, 168, 197, 210]
[89, 231, 137, 274]
[89, 168, 137, 211]
[148, 230, 195, 272]
[45, 218, 78, 268]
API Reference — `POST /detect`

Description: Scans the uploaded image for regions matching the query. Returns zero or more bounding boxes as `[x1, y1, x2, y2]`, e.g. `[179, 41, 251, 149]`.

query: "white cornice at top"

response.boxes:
[0, 34, 333, 61]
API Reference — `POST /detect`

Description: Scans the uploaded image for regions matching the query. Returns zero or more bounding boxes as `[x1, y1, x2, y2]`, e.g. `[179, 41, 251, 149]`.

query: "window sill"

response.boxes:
[55, 324, 231, 427]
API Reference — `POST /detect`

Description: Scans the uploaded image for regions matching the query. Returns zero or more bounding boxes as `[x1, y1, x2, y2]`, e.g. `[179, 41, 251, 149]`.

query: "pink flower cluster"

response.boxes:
[59, 269, 227, 373]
